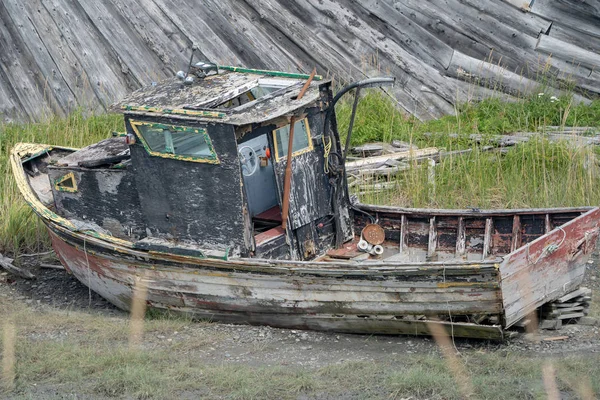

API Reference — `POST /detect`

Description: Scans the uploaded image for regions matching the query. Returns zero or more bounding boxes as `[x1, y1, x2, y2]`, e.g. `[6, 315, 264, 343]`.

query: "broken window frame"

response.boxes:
[130, 120, 220, 164]
[54, 172, 78, 193]
[272, 117, 314, 161]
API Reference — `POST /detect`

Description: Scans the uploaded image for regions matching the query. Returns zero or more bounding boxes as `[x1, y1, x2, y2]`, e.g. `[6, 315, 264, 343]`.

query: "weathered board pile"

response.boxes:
[1, 0, 599, 123]
[539, 287, 592, 330]
[347, 126, 600, 195]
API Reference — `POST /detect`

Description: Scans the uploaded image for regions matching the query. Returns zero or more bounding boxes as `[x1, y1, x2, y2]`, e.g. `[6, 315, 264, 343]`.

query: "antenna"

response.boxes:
[176, 44, 218, 85]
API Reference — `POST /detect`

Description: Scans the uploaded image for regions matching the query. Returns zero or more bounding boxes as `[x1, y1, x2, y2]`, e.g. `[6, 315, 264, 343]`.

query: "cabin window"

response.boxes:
[273, 118, 313, 161]
[130, 121, 219, 164]
[54, 172, 78, 193]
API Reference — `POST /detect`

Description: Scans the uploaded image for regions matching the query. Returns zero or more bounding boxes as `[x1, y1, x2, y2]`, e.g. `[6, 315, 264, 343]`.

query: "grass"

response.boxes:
[0, 112, 123, 255]
[338, 90, 600, 208]
[2, 299, 599, 399]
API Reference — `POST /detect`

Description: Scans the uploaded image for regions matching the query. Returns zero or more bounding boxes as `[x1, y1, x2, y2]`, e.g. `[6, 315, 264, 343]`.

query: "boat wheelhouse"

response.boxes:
[11, 65, 600, 339]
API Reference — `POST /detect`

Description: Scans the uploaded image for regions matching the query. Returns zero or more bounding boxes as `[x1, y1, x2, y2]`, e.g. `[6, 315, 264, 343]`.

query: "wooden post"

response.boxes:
[427, 217, 437, 259]
[281, 68, 316, 229]
[510, 215, 522, 253]
[399, 214, 407, 253]
[545, 214, 552, 234]
[456, 217, 466, 257]
[483, 218, 493, 259]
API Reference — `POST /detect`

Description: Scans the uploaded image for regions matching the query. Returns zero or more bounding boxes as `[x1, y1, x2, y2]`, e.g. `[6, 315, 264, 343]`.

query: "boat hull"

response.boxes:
[48, 224, 506, 339]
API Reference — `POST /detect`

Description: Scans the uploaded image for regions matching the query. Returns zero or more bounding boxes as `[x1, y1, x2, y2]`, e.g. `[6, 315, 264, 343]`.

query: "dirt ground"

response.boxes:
[0, 252, 599, 399]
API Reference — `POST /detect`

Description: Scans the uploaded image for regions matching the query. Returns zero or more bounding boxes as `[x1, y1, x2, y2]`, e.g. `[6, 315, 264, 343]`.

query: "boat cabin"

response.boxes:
[47, 67, 353, 260]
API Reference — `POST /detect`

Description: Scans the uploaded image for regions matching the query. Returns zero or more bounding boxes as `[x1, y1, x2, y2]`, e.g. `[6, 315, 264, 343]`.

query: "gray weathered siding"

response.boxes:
[1, 0, 599, 122]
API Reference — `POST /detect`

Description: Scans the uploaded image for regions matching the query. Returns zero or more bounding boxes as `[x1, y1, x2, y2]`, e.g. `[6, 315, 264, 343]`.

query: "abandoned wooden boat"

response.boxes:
[11, 65, 600, 340]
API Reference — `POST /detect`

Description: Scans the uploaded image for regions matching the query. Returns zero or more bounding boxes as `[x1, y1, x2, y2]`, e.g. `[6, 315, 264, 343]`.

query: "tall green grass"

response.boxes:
[0, 112, 123, 254]
[339, 91, 600, 208]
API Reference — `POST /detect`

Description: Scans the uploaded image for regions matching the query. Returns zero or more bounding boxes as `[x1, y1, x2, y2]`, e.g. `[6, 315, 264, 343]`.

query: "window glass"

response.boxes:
[273, 118, 312, 160]
[132, 122, 218, 162]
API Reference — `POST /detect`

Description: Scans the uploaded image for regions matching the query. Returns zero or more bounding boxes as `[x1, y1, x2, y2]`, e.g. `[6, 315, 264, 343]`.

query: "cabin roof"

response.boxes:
[113, 68, 328, 126]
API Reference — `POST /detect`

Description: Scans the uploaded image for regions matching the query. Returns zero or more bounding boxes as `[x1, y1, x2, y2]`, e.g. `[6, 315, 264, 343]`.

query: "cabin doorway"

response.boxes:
[238, 134, 281, 233]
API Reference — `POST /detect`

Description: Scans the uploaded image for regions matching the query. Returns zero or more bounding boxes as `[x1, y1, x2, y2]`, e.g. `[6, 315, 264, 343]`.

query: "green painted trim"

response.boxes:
[130, 120, 220, 164]
[122, 105, 226, 119]
[218, 65, 323, 81]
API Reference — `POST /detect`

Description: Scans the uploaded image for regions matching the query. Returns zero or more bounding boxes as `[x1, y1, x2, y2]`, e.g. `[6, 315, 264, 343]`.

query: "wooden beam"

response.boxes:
[510, 215, 521, 253]
[345, 147, 439, 171]
[0, 254, 35, 279]
[483, 218, 493, 259]
[399, 214, 407, 253]
[428, 217, 437, 259]
[545, 214, 552, 234]
[456, 217, 466, 257]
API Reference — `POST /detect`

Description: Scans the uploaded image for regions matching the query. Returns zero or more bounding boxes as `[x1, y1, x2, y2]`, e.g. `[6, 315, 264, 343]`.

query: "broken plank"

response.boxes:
[482, 218, 493, 259]
[456, 217, 466, 257]
[40, 263, 65, 270]
[345, 148, 439, 170]
[427, 217, 437, 259]
[0, 253, 35, 279]
[557, 287, 591, 303]
[555, 312, 585, 320]
[510, 215, 521, 253]
[543, 336, 569, 342]
[539, 319, 562, 330]
[399, 214, 407, 254]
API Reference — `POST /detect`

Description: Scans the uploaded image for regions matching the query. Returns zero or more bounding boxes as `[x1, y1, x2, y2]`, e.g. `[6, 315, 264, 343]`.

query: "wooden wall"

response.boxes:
[1, 0, 599, 122]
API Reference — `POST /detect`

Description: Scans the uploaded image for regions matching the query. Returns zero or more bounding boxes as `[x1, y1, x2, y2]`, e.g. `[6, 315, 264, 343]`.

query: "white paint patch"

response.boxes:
[96, 171, 123, 194]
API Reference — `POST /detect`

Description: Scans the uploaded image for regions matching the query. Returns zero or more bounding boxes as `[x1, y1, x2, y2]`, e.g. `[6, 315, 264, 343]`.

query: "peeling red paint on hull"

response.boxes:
[45, 208, 600, 340]
[48, 230, 506, 339]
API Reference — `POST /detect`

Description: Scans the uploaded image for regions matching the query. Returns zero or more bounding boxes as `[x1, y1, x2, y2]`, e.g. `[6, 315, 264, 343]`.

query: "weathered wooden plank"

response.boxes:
[530, 0, 600, 39]
[0, 10, 53, 121]
[0, 70, 26, 122]
[110, 0, 192, 70]
[16, 0, 105, 115]
[456, 217, 466, 257]
[1, 0, 79, 117]
[0, 254, 35, 279]
[482, 218, 493, 259]
[357, 0, 454, 69]
[500, 208, 600, 327]
[427, 217, 437, 259]
[536, 34, 600, 71]
[3, 0, 600, 122]
[346, 148, 439, 170]
[40, 0, 133, 107]
[399, 214, 407, 254]
[510, 215, 522, 253]
[544, 214, 552, 234]
[76, 0, 170, 85]
[556, 287, 591, 303]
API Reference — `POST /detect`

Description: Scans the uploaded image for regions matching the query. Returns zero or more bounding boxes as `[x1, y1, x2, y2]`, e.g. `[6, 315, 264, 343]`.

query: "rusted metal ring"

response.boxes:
[361, 224, 385, 245]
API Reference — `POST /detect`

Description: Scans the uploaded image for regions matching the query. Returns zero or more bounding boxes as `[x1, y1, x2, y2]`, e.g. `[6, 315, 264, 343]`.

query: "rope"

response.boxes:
[322, 135, 332, 174]
[534, 227, 567, 265]
[84, 237, 92, 308]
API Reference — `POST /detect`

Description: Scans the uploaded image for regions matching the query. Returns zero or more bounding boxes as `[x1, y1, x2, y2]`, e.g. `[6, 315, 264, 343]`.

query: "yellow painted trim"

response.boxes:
[54, 172, 78, 193]
[272, 117, 314, 162]
[130, 120, 220, 164]
[122, 105, 226, 118]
